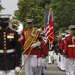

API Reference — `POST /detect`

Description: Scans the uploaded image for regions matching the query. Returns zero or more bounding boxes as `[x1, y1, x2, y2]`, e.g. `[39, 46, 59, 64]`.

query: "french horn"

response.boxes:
[9, 19, 23, 34]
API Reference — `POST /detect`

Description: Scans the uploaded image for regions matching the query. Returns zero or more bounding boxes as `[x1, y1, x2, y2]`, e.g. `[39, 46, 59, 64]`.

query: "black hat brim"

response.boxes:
[0, 18, 9, 21]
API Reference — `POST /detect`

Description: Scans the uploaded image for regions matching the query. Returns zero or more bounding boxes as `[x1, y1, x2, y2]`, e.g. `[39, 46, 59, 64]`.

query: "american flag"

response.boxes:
[44, 8, 54, 44]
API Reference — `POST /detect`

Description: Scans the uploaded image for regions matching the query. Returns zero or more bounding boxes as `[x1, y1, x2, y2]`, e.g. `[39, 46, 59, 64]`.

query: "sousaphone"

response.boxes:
[9, 19, 23, 34]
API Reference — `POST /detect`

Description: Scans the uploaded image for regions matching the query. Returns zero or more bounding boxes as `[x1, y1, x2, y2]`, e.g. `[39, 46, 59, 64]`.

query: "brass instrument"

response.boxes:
[9, 19, 23, 34]
[22, 28, 42, 54]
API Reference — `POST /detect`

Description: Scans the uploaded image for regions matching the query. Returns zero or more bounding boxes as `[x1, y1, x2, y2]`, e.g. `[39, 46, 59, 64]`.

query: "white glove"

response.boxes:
[31, 41, 41, 48]
[15, 67, 20, 72]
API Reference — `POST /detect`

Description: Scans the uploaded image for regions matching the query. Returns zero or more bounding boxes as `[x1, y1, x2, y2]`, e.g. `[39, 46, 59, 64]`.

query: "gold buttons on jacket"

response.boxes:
[3, 35, 6, 37]
[3, 32, 7, 50]
[3, 50, 7, 53]
[4, 41, 6, 43]
[3, 32, 6, 36]
[3, 32, 6, 34]
[4, 47, 6, 50]
[4, 44, 6, 46]
[4, 38, 6, 40]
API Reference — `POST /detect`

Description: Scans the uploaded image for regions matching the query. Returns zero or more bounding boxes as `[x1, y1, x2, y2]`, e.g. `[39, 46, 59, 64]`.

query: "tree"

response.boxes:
[14, 0, 45, 29]
[0, 0, 4, 12]
[49, 0, 75, 35]
[14, 0, 75, 38]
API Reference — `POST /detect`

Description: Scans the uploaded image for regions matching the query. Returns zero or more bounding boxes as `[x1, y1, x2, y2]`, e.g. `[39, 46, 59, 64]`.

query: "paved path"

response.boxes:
[16, 61, 66, 75]
[44, 62, 66, 75]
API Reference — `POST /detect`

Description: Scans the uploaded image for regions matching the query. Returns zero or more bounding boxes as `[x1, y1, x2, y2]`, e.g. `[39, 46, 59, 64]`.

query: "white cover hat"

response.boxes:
[26, 19, 34, 23]
[69, 25, 75, 30]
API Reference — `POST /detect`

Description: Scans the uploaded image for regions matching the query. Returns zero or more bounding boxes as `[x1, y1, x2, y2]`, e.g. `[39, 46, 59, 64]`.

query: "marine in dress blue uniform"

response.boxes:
[0, 14, 21, 75]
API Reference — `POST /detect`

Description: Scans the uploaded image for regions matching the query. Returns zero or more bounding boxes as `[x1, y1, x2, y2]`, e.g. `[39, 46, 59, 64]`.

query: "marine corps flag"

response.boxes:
[44, 8, 54, 44]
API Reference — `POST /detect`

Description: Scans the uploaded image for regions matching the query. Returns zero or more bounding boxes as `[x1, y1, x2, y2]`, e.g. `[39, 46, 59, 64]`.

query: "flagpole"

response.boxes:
[48, 41, 51, 64]
[44, 7, 54, 64]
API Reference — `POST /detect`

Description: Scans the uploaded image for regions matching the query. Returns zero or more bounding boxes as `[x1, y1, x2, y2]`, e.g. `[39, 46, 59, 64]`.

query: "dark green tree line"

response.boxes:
[14, 0, 75, 37]
[49, 0, 75, 35]
[14, 0, 48, 28]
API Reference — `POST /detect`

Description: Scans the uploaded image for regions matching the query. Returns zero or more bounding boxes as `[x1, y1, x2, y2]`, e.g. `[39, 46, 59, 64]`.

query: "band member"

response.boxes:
[64, 25, 75, 75]
[59, 33, 66, 71]
[40, 33, 48, 75]
[18, 19, 43, 75]
[0, 14, 21, 75]
[48, 43, 55, 64]
[64, 30, 70, 75]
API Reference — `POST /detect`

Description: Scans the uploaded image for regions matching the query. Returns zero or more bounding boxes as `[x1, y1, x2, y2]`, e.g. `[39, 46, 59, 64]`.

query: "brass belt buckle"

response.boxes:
[3, 50, 7, 53]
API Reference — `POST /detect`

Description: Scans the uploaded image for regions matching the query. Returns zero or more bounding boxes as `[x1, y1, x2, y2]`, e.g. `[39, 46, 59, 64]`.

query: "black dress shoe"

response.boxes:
[58, 67, 61, 70]
[61, 70, 65, 72]
[52, 60, 54, 64]
[45, 66, 47, 69]
[41, 73, 45, 75]
[48, 63, 51, 64]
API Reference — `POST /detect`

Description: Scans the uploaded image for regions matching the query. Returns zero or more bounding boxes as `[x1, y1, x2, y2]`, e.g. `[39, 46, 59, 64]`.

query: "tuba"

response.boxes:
[9, 19, 23, 34]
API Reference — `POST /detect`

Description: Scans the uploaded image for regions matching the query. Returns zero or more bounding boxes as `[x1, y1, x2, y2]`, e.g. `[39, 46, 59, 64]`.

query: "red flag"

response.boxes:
[44, 8, 54, 44]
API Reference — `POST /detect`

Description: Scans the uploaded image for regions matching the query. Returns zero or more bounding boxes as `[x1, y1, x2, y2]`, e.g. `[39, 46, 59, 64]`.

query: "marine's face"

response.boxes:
[27, 22, 33, 29]
[70, 30, 75, 35]
[0, 20, 9, 29]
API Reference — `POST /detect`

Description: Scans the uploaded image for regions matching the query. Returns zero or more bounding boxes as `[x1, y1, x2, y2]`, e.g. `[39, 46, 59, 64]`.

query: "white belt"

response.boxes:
[68, 45, 75, 47]
[0, 49, 15, 53]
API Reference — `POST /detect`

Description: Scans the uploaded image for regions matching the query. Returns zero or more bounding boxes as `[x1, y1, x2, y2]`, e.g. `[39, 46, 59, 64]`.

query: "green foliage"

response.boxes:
[0, 0, 4, 12]
[49, 0, 75, 36]
[14, 0, 75, 39]
[14, 0, 46, 29]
